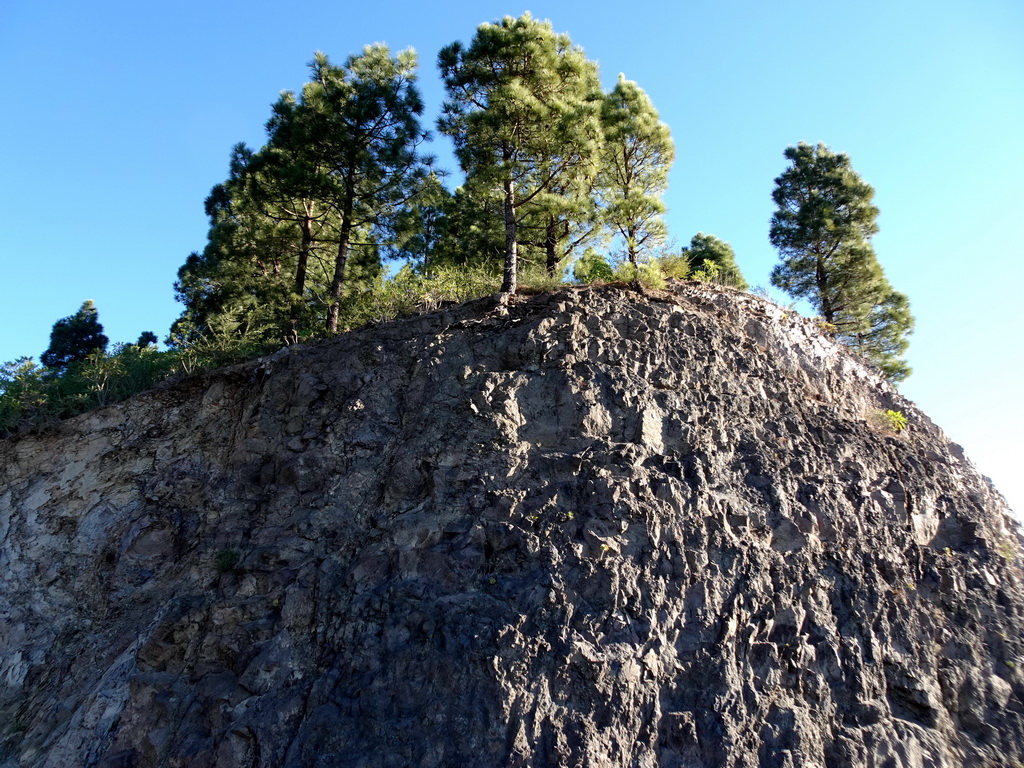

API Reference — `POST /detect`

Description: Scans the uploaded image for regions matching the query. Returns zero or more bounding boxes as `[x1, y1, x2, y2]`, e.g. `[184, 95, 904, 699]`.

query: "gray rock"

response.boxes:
[1, 283, 1022, 767]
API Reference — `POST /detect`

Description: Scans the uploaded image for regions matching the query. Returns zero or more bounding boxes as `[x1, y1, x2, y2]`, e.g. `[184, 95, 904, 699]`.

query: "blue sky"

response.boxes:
[1, 0, 1022, 517]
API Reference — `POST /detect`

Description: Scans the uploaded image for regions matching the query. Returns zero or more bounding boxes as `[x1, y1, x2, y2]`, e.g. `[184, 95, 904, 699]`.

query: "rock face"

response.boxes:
[1, 283, 1022, 768]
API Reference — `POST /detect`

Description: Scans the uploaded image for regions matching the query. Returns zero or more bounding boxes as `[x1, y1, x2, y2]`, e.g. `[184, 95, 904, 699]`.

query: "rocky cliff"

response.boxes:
[1, 283, 1022, 768]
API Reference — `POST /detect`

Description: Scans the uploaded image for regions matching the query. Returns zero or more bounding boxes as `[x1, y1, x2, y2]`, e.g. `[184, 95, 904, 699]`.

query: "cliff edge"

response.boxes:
[1, 283, 1022, 767]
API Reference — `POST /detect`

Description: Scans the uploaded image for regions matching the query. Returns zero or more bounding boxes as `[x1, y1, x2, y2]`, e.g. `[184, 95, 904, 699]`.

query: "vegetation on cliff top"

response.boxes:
[0, 13, 914, 436]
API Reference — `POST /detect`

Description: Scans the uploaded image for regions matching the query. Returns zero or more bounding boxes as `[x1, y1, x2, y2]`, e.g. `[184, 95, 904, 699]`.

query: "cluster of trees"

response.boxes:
[1, 15, 918, 436]
[173, 14, 703, 346]
[0, 303, 173, 435]
[173, 45, 429, 347]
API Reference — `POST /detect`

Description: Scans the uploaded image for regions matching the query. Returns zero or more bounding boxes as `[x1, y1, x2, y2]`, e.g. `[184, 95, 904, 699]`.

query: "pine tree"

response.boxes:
[172, 46, 427, 341]
[249, 96, 340, 336]
[41, 300, 109, 369]
[599, 75, 674, 265]
[439, 13, 604, 292]
[682, 233, 747, 289]
[301, 46, 428, 333]
[171, 147, 306, 346]
[769, 142, 913, 382]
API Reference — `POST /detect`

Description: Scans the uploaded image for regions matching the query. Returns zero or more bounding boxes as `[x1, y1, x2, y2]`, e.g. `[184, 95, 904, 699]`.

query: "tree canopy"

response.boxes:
[172, 45, 428, 344]
[439, 13, 604, 291]
[769, 142, 913, 381]
[682, 233, 747, 289]
[600, 75, 674, 265]
[41, 300, 109, 369]
[300, 46, 429, 333]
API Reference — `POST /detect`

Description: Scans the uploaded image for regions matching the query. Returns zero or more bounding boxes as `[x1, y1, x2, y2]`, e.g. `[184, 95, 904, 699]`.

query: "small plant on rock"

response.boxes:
[215, 547, 241, 573]
[815, 318, 838, 335]
[690, 258, 721, 283]
[884, 409, 908, 432]
[998, 538, 1019, 563]
[868, 408, 908, 434]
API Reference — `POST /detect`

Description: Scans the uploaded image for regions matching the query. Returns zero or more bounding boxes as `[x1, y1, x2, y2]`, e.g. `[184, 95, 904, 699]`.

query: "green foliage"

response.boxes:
[769, 143, 913, 382]
[417, 184, 506, 273]
[690, 259, 721, 283]
[613, 260, 666, 290]
[0, 332, 272, 437]
[343, 264, 503, 328]
[167, 310, 280, 375]
[656, 252, 690, 280]
[869, 408, 908, 433]
[41, 300, 109, 370]
[885, 409, 908, 432]
[389, 171, 456, 269]
[439, 13, 604, 292]
[600, 74, 674, 264]
[173, 45, 426, 343]
[997, 538, 1018, 563]
[573, 248, 615, 283]
[838, 289, 914, 383]
[519, 259, 570, 293]
[171, 147, 322, 347]
[0, 358, 51, 434]
[682, 233, 747, 289]
[300, 46, 428, 332]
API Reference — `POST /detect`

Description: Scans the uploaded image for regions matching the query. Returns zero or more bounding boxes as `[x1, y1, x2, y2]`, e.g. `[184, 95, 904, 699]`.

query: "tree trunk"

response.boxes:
[326, 191, 355, 335]
[289, 214, 314, 341]
[816, 254, 833, 323]
[502, 175, 518, 294]
[545, 218, 559, 276]
[295, 215, 313, 297]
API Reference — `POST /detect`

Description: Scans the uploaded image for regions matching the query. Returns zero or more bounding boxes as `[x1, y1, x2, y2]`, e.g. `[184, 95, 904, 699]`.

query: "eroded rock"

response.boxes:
[1, 283, 1021, 767]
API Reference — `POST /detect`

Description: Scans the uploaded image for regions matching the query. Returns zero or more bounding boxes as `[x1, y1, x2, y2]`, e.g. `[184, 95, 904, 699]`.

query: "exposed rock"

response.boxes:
[1, 282, 1021, 767]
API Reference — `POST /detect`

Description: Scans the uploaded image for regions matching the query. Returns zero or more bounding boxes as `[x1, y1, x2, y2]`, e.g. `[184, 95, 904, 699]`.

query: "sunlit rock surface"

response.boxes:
[1, 283, 1021, 767]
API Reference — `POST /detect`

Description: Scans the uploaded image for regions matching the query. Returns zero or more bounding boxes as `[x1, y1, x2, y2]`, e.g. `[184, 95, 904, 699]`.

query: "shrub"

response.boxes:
[518, 260, 569, 293]
[342, 263, 504, 329]
[690, 258, 721, 283]
[614, 260, 666, 290]
[657, 253, 690, 280]
[573, 249, 614, 283]
[868, 408, 908, 434]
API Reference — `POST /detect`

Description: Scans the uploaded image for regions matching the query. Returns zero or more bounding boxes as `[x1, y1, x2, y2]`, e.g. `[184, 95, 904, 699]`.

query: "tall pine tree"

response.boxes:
[769, 142, 913, 382]
[439, 13, 604, 292]
[173, 46, 427, 341]
[300, 47, 428, 333]
[599, 74, 674, 265]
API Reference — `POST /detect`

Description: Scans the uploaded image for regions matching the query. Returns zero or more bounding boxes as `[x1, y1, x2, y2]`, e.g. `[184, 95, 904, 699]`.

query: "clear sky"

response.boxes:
[1, 0, 1022, 518]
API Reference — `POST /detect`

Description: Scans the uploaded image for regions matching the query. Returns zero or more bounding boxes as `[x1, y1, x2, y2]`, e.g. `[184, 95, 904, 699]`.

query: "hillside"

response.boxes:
[1, 283, 1021, 767]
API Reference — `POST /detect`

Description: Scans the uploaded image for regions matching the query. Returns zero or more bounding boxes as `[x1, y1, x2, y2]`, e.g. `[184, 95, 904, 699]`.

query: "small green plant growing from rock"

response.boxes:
[998, 538, 1018, 562]
[573, 249, 615, 284]
[884, 410, 908, 432]
[215, 547, 241, 573]
[869, 409, 908, 433]
[690, 259, 720, 283]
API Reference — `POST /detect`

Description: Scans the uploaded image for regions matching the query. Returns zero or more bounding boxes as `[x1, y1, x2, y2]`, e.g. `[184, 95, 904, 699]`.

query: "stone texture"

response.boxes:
[1, 282, 1022, 767]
